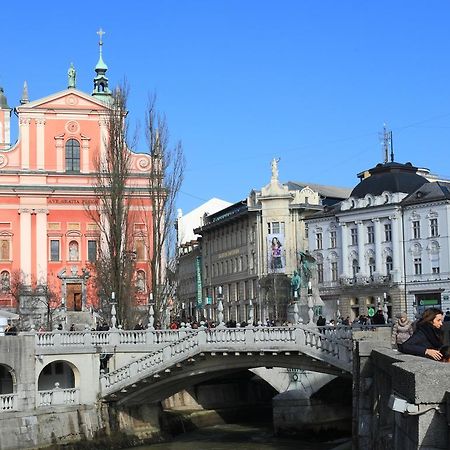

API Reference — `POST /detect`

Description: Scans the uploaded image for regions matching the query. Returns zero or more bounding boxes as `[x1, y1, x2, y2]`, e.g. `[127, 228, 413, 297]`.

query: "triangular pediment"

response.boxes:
[16, 89, 108, 112]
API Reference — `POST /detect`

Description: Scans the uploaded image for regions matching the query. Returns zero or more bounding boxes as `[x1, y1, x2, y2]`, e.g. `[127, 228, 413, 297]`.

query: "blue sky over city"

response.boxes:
[2, 1, 450, 213]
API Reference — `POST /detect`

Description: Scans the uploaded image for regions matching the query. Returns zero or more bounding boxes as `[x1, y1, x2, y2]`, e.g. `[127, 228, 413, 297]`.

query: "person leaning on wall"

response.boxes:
[399, 307, 444, 360]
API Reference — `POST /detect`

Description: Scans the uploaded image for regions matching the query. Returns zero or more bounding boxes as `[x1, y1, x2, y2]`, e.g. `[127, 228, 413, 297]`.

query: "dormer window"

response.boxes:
[65, 139, 80, 173]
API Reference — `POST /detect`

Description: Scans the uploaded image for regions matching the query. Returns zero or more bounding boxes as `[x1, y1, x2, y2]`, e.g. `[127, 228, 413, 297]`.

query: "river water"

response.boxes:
[123, 424, 350, 450]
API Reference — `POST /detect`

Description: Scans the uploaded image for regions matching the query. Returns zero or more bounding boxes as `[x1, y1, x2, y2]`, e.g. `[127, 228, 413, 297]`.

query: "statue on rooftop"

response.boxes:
[271, 157, 280, 180]
[68, 63, 76, 89]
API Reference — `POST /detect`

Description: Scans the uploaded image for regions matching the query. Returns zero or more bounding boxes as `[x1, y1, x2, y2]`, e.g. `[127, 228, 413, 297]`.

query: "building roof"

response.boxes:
[350, 162, 429, 199]
[401, 181, 450, 206]
[287, 181, 351, 200]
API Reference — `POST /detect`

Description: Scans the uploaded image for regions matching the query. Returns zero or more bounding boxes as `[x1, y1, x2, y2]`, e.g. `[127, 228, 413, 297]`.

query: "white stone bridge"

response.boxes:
[35, 325, 353, 406]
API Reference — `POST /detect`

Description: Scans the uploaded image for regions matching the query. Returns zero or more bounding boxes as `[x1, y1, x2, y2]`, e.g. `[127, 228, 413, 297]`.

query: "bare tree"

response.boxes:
[86, 84, 137, 328]
[145, 94, 185, 324]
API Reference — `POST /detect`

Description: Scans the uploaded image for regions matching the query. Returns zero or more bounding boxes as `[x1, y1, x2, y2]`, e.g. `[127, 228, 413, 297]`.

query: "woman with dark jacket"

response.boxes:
[399, 307, 444, 360]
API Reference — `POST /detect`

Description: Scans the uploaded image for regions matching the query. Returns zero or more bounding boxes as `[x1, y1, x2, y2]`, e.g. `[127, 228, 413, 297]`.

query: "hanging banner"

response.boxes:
[195, 256, 203, 309]
[267, 233, 285, 273]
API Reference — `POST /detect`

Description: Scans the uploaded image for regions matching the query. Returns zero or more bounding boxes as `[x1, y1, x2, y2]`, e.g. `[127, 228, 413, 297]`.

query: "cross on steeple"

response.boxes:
[97, 28, 105, 45]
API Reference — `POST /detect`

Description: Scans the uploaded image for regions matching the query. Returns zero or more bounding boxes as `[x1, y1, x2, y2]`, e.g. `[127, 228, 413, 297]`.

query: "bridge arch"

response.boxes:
[37, 360, 78, 390]
[105, 352, 350, 406]
[0, 363, 15, 394]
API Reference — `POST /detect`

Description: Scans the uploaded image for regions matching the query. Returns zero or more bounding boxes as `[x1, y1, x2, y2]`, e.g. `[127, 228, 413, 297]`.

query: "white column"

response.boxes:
[55, 136, 64, 172]
[81, 136, 90, 173]
[373, 218, 382, 273]
[391, 214, 401, 282]
[36, 209, 48, 284]
[36, 119, 45, 170]
[20, 118, 31, 170]
[357, 221, 365, 275]
[19, 208, 32, 285]
[340, 222, 349, 276]
[99, 118, 108, 168]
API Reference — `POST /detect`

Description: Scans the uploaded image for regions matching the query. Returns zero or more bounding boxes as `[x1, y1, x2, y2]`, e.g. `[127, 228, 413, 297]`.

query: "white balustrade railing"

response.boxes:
[35, 329, 194, 353]
[100, 325, 354, 395]
[0, 393, 16, 411]
[38, 388, 79, 407]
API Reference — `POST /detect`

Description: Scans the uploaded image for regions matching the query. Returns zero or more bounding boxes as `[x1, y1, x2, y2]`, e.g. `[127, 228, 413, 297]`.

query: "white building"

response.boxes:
[306, 160, 450, 322]
[176, 198, 232, 249]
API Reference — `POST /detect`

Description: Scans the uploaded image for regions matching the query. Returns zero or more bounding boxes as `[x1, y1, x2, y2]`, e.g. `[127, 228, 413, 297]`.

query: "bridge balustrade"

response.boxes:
[34, 329, 194, 354]
[37, 387, 79, 407]
[0, 393, 16, 411]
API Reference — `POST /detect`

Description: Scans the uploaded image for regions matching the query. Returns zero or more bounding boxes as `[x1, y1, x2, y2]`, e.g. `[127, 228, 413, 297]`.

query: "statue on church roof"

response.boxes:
[68, 63, 76, 89]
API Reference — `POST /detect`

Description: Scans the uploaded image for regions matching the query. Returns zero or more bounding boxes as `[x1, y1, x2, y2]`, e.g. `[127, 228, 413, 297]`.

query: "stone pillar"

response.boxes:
[340, 222, 349, 276]
[357, 221, 365, 275]
[99, 118, 107, 167]
[55, 135, 64, 172]
[19, 208, 32, 285]
[35, 209, 48, 284]
[36, 119, 46, 170]
[373, 218, 382, 273]
[390, 214, 401, 283]
[81, 136, 90, 173]
[20, 118, 31, 170]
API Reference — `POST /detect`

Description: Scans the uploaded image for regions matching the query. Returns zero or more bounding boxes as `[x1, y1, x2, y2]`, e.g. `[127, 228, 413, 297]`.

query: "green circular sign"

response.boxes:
[367, 307, 375, 317]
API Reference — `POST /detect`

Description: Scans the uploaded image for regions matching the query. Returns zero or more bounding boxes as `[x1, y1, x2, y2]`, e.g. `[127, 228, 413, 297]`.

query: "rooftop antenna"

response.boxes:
[380, 123, 394, 163]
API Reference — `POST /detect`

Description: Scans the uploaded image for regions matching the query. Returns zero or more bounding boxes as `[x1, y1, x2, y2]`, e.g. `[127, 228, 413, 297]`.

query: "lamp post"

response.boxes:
[217, 286, 224, 327]
[307, 280, 314, 325]
[110, 291, 117, 329]
[148, 292, 154, 329]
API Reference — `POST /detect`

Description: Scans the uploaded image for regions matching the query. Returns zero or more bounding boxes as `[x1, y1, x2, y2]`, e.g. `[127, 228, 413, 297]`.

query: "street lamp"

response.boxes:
[110, 291, 117, 329]
[148, 292, 154, 329]
[217, 286, 224, 327]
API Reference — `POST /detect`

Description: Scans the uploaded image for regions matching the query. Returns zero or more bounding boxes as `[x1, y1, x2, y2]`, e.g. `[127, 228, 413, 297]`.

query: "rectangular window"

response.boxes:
[432, 267, 440, 274]
[331, 261, 338, 281]
[305, 224, 309, 239]
[384, 223, 392, 242]
[351, 228, 358, 245]
[317, 263, 324, 283]
[87, 240, 97, 263]
[330, 231, 337, 248]
[414, 257, 422, 275]
[316, 232, 323, 250]
[268, 222, 285, 234]
[367, 226, 374, 244]
[430, 218, 439, 237]
[412, 221, 421, 239]
[50, 240, 60, 261]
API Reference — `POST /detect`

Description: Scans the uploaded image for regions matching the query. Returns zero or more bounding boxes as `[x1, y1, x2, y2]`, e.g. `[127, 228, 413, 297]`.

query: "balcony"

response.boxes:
[339, 274, 392, 287]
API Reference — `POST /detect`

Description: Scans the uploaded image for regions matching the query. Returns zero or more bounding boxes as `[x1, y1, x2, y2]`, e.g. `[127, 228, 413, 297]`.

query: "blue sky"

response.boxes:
[2, 1, 450, 214]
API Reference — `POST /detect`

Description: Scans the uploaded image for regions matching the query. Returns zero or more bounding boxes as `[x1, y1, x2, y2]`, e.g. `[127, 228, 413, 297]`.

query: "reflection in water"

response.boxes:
[124, 424, 349, 450]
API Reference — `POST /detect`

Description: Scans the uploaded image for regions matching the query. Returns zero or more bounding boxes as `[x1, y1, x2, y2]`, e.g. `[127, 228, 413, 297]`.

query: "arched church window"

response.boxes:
[65, 139, 80, 173]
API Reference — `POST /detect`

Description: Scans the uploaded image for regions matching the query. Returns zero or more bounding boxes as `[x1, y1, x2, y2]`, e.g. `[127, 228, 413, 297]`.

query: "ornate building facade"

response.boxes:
[0, 37, 153, 325]
[183, 160, 350, 323]
[306, 160, 450, 321]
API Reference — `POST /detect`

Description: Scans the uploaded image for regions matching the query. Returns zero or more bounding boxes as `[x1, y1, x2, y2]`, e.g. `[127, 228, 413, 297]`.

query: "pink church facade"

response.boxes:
[0, 52, 153, 315]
